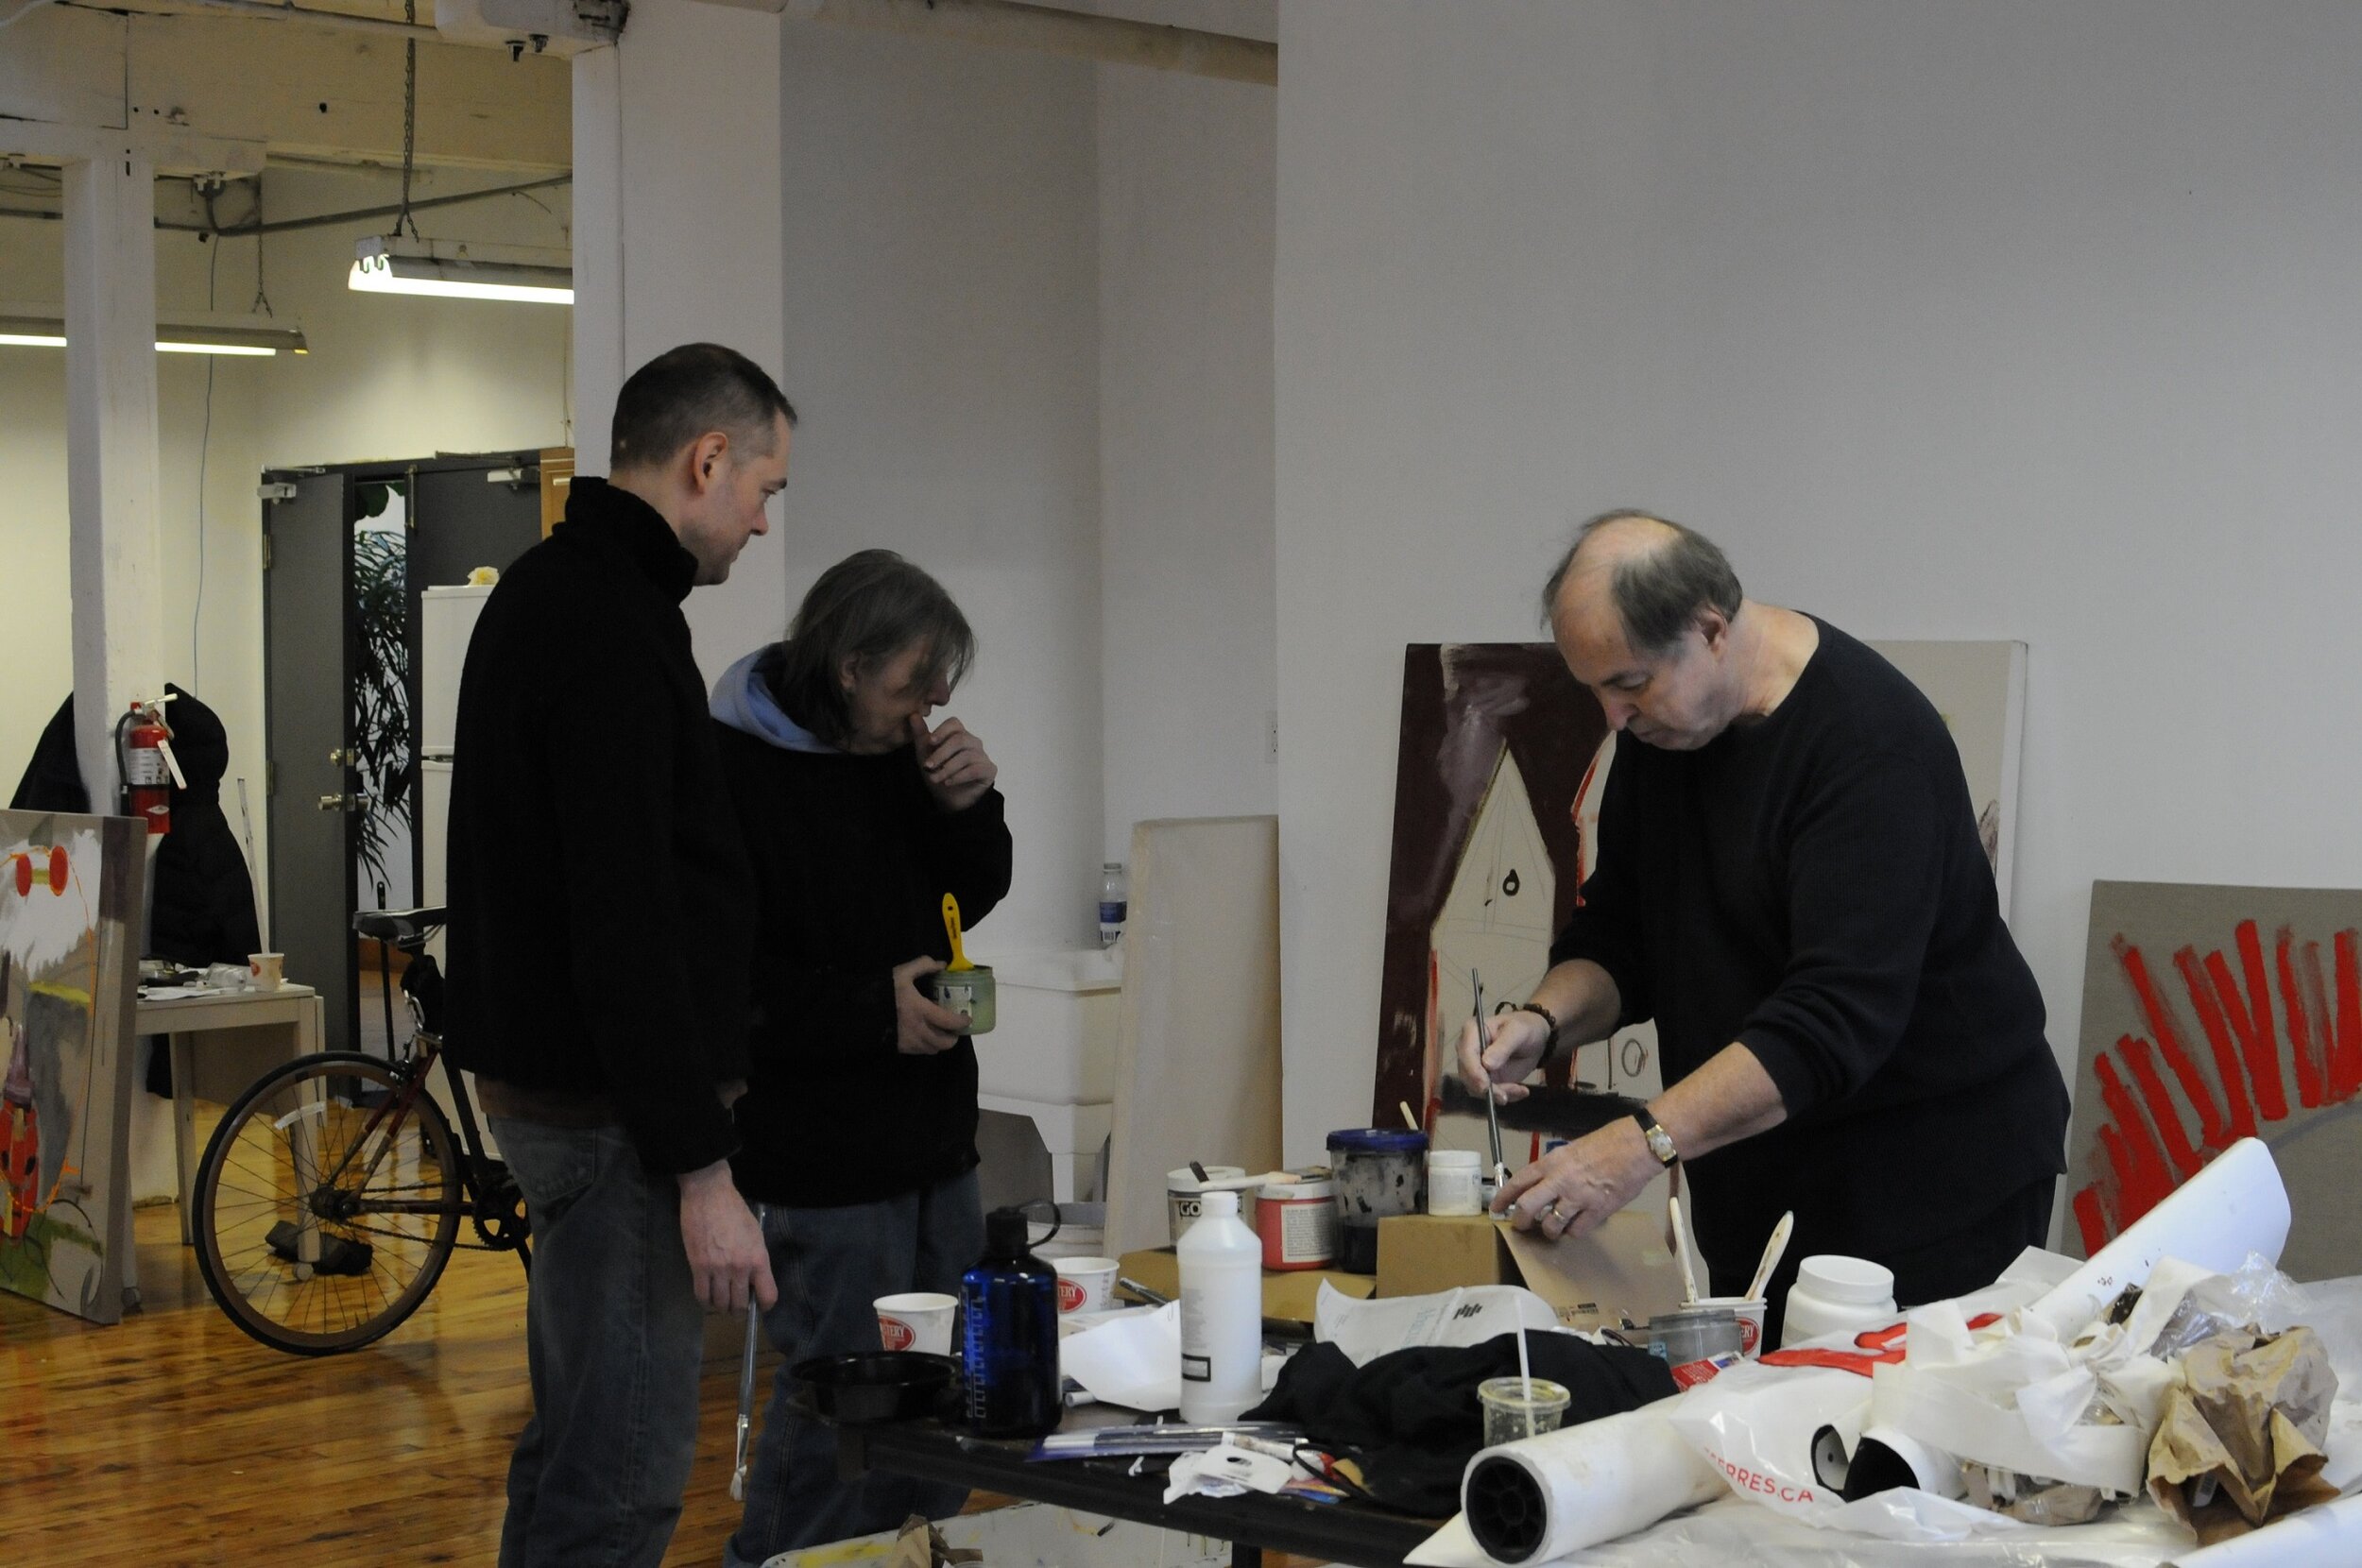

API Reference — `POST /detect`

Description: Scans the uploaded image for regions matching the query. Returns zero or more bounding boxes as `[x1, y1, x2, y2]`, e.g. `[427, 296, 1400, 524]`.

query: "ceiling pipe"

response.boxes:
[88, 0, 441, 42]
[747, 0, 1275, 86]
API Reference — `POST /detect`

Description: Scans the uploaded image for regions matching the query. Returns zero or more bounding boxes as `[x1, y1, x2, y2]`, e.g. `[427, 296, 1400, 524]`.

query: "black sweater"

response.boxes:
[442, 479, 754, 1175]
[714, 719, 1013, 1207]
[1554, 619, 2068, 1280]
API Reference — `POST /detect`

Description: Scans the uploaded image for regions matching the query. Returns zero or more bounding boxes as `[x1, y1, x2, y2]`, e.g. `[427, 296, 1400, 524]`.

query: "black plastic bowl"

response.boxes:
[792, 1352, 959, 1423]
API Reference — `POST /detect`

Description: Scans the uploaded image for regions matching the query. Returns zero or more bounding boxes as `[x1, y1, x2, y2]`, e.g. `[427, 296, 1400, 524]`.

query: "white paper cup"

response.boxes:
[874, 1291, 957, 1355]
[1692, 1295, 1769, 1357]
[248, 952, 285, 991]
[1054, 1256, 1119, 1315]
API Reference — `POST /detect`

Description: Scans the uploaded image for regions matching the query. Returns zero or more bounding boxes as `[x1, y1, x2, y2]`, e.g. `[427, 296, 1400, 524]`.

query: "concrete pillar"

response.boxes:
[62, 148, 166, 811]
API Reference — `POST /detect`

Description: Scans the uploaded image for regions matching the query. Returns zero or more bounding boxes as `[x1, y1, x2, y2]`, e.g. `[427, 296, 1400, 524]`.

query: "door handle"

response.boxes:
[317, 793, 374, 812]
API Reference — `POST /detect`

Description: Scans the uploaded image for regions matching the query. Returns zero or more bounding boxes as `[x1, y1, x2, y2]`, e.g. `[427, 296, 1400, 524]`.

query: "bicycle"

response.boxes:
[191, 906, 531, 1355]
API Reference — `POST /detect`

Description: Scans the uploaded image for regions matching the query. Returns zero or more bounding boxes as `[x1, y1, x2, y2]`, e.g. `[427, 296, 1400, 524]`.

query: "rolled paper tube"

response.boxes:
[1840, 1425, 1964, 1503]
[2027, 1136, 2289, 1338]
[1461, 1404, 1724, 1564]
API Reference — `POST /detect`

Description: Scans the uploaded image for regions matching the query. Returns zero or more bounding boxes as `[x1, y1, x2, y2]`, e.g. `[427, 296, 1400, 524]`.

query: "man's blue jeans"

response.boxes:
[725, 1168, 985, 1567]
[488, 1116, 708, 1568]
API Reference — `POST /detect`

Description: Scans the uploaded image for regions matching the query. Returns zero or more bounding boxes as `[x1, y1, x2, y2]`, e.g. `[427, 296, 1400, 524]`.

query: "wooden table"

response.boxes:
[134, 983, 324, 1246]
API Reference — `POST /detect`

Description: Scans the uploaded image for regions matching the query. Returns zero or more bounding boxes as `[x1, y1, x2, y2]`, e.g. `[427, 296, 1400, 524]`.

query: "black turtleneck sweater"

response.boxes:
[1554, 619, 2068, 1299]
[443, 478, 754, 1175]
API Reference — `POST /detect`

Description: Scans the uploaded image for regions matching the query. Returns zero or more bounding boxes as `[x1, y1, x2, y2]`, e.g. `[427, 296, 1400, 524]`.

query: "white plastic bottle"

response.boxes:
[1177, 1189, 1262, 1423]
[1778, 1254, 1899, 1347]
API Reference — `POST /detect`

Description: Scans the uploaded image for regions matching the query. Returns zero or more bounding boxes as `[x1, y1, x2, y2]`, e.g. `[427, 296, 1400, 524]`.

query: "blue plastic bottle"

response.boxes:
[959, 1206, 1062, 1437]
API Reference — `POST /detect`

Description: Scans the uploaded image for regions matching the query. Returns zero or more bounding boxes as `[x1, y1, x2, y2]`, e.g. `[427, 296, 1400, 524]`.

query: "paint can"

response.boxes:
[1326, 1128, 1428, 1273]
[1256, 1178, 1336, 1270]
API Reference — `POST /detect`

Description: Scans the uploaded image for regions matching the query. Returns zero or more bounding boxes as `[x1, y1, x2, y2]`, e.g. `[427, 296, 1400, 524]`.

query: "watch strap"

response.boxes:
[1632, 1108, 1679, 1167]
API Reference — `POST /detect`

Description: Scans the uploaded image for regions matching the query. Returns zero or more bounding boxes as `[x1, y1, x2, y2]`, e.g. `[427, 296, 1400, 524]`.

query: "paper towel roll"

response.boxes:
[2164, 1491, 2362, 1567]
[2028, 1137, 2290, 1338]
[1460, 1405, 1725, 1563]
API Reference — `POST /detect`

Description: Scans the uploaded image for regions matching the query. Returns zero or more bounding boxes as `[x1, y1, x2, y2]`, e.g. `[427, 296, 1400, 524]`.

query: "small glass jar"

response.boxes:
[1326, 1128, 1429, 1273]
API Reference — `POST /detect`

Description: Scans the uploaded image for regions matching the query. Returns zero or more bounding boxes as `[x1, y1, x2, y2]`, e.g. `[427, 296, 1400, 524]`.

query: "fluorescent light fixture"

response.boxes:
[0, 304, 308, 356]
[350, 235, 573, 305]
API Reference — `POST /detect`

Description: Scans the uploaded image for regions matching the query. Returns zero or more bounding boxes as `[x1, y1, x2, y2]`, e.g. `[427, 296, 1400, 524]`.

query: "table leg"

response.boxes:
[173, 1032, 197, 1247]
[1229, 1543, 1263, 1568]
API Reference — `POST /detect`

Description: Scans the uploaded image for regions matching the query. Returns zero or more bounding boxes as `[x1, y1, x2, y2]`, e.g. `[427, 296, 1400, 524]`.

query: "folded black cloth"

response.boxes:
[1243, 1331, 1677, 1515]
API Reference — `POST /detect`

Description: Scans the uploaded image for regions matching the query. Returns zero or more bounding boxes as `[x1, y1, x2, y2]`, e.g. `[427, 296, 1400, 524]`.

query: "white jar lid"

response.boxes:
[1428, 1150, 1482, 1168]
[1795, 1253, 1895, 1304]
[1261, 1178, 1334, 1200]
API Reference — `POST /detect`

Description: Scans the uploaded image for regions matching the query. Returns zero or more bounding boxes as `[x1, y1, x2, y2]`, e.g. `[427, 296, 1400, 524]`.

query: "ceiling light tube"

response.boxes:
[350, 237, 573, 305]
[0, 304, 308, 356]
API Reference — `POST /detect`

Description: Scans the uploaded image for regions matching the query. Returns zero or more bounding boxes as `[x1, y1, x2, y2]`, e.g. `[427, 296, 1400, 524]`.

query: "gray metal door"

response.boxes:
[261, 470, 356, 1055]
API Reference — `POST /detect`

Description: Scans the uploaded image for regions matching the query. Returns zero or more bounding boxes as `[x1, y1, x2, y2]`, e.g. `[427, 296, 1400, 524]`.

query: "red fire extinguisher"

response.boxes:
[116, 697, 183, 837]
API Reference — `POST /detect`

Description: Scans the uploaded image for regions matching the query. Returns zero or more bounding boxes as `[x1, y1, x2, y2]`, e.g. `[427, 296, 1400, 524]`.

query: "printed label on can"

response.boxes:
[1272, 1199, 1335, 1264]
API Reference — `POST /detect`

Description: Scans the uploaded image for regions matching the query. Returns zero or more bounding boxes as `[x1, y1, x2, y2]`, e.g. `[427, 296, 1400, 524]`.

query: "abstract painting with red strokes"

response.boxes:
[2067, 880, 2362, 1282]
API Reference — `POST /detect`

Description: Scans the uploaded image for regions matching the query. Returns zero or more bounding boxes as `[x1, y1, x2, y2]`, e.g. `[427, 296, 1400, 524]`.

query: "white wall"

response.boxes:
[571, 3, 791, 683]
[775, 21, 1105, 951]
[1275, 1, 2362, 1162]
[1095, 0, 1278, 863]
[0, 165, 571, 924]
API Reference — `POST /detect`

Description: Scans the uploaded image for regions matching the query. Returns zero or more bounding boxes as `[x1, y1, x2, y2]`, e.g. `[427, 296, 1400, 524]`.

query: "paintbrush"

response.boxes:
[730, 1202, 767, 1502]
[1473, 968, 1506, 1184]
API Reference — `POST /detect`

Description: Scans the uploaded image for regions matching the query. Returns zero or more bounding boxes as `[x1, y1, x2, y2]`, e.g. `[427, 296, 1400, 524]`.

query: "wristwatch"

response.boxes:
[1631, 1108, 1679, 1167]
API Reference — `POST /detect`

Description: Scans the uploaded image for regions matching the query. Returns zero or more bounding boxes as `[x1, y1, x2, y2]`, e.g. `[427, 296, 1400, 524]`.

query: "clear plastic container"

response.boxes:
[1479, 1376, 1570, 1445]
[1326, 1127, 1429, 1273]
[1779, 1254, 1898, 1347]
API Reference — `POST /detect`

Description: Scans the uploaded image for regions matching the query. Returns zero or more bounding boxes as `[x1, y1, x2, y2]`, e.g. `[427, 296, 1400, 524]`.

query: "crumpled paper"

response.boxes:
[1162, 1439, 1297, 1504]
[2147, 1324, 2340, 1542]
[885, 1514, 981, 1568]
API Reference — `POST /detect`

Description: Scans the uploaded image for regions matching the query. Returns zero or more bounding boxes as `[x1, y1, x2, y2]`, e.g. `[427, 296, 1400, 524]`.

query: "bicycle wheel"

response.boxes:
[193, 1050, 463, 1355]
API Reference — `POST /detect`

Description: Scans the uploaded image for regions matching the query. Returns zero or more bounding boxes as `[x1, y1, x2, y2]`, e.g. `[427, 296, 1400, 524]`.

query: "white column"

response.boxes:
[571, 44, 625, 476]
[62, 149, 166, 812]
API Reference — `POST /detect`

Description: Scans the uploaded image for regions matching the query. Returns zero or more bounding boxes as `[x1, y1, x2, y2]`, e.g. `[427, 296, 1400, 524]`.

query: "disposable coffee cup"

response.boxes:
[874, 1291, 957, 1355]
[1692, 1295, 1769, 1357]
[1478, 1375, 1570, 1446]
[1054, 1256, 1119, 1315]
[247, 952, 285, 991]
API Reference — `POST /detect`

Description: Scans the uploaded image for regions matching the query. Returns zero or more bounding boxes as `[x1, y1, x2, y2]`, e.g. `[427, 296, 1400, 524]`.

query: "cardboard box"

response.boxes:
[1115, 1247, 1376, 1325]
[1375, 1210, 1683, 1332]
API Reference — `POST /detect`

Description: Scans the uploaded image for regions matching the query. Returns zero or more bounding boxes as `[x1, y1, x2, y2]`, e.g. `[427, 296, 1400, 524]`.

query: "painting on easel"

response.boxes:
[0, 811, 142, 1324]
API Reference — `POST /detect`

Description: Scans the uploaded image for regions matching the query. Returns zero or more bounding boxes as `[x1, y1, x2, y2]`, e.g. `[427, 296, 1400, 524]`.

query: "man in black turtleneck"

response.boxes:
[443, 344, 794, 1568]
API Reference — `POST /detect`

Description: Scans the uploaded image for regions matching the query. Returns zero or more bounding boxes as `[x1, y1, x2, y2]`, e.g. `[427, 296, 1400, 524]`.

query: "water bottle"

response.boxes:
[959, 1206, 1062, 1437]
[1177, 1189, 1262, 1423]
[1098, 861, 1128, 948]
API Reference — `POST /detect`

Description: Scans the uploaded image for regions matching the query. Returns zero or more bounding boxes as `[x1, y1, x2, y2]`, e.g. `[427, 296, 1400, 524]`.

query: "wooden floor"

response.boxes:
[0, 1193, 774, 1566]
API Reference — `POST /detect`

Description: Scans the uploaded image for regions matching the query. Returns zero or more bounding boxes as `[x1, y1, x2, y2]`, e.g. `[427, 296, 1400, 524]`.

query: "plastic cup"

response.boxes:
[875, 1291, 957, 1355]
[1479, 1376, 1570, 1446]
[248, 952, 285, 991]
[1054, 1256, 1119, 1314]
[1691, 1295, 1769, 1357]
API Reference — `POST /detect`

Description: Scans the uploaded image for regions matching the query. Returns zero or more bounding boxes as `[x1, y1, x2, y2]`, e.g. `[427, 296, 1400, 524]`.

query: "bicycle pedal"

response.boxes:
[264, 1220, 375, 1277]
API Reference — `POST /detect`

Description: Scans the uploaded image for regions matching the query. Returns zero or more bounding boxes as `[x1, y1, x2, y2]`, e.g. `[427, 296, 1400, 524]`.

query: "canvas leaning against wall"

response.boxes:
[0, 811, 142, 1324]
[1376, 639, 2030, 1179]
[2068, 880, 2362, 1282]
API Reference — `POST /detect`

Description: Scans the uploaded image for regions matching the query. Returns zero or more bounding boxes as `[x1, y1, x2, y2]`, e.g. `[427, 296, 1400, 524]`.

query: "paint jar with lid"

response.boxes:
[1426, 1149, 1484, 1216]
[1326, 1128, 1428, 1273]
[1779, 1254, 1898, 1347]
[1256, 1177, 1336, 1270]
